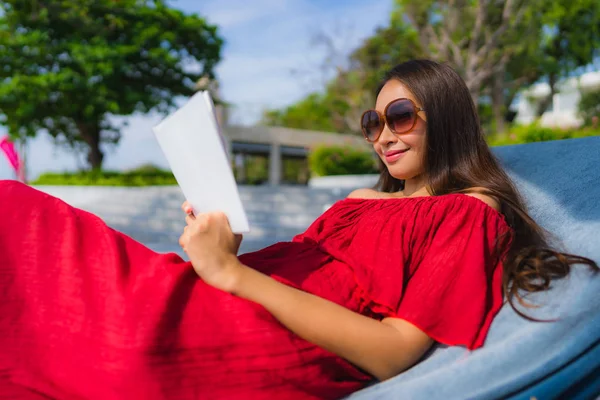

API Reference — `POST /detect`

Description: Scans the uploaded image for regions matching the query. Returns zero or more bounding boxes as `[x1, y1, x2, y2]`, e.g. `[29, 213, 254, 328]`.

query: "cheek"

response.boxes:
[372, 143, 383, 155]
[410, 139, 424, 152]
[405, 132, 426, 151]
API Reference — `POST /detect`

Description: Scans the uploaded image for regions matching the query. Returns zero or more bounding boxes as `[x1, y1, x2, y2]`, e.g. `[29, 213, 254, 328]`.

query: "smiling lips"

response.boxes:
[384, 148, 409, 162]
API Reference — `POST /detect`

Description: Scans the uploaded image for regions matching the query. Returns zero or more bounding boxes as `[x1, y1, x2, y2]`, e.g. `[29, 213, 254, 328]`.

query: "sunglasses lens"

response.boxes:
[386, 100, 416, 134]
[361, 110, 382, 141]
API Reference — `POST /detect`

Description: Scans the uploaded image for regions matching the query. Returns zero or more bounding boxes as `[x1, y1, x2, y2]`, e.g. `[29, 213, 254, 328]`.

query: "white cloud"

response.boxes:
[211, 0, 393, 124]
[174, 0, 295, 29]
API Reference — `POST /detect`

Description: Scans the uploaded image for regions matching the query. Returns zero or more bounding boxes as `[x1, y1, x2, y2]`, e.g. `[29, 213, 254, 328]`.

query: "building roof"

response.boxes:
[223, 125, 370, 150]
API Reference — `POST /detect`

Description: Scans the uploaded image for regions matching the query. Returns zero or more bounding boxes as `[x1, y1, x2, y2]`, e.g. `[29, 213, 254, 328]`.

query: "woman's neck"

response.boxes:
[401, 176, 430, 198]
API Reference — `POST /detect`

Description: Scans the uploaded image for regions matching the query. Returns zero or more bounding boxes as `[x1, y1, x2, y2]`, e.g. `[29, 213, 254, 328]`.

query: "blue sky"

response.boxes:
[0, 0, 392, 180]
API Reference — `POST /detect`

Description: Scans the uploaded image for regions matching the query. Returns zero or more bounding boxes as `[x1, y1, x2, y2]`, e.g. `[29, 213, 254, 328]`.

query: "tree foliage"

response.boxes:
[262, 23, 423, 134]
[308, 145, 378, 176]
[532, 0, 600, 116]
[0, 0, 223, 169]
[264, 0, 600, 136]
[578, 89, 600, 126]
[262, 93, 338, 132]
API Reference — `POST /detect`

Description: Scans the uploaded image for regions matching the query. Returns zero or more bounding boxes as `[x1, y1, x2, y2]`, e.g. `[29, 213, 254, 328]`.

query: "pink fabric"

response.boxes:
[0, 136, 22, 180]
[0, 181, 513, 399]
[0, 136, 19, 171]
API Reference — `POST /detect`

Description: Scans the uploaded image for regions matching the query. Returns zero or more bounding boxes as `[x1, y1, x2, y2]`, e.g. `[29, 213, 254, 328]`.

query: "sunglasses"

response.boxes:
[360, 98, 425, 142]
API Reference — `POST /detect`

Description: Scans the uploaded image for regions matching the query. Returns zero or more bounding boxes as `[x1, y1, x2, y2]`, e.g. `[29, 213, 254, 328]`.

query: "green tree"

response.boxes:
[265, 0, 533, 134]
[262, 23, 423, 134]
[394, 0, 540, 106]
[487, 4, 548, 133]
[533, 0, 600, 116]
[0, 0, 223, 169]
[262, 93, 337, 132]
[264, 0, 600, 136]
[349, 23, 423, 95]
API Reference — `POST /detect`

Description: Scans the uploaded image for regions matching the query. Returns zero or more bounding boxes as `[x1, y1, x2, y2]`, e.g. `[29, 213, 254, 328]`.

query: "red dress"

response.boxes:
[0, 181, 513, 399]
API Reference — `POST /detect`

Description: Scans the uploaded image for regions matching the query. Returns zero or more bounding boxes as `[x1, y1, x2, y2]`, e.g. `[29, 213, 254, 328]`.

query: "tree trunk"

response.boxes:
[492, 64, 506, 134]
[536, 73, 557, 117]
[470, 86, 480, 112]
[504, 89, 519, 120]
[77, 121, 103, 170]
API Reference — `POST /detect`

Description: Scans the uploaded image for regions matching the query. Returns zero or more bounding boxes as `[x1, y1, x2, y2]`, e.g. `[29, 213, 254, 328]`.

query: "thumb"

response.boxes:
[233, 234, 243, 253]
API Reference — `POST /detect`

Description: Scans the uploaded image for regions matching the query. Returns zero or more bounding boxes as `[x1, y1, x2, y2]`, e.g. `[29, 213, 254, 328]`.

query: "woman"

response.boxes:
[0, 60, 597, 399]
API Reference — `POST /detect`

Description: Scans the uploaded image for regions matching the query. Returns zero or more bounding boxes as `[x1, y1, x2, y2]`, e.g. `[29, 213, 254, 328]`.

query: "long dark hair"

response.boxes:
[375, 59, 598, 320]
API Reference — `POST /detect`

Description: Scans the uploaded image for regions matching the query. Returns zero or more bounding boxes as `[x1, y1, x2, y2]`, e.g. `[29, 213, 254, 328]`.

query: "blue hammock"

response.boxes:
[349, 136, 600, 400]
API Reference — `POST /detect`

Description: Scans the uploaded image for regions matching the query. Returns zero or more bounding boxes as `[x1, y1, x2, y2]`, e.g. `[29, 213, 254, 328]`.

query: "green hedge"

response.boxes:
[579, 89, 600, 126]
[309, 145, 378, 176]
[32, 164, 178, 186]
[488, 123, 600, 147]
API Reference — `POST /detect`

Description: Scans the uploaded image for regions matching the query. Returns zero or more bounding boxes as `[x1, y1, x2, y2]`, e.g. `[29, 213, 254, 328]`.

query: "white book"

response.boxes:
[152, 91, 250, 233]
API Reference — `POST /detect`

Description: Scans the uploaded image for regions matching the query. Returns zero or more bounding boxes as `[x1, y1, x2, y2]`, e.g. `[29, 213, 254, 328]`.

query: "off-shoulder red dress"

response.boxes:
[0, 181, 513, 399]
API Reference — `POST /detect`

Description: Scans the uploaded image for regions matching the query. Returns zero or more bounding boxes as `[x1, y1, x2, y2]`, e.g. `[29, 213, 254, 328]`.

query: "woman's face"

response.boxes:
[372, 80, 427, 181]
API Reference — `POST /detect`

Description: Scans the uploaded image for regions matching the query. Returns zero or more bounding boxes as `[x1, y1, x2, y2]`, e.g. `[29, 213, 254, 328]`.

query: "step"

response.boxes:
[33, 185, 344, 253]
[145, 238, 279, 259]
[104, 221, 303, 243]
[82, 200, 332, 219]
[36, 185, 348, 209]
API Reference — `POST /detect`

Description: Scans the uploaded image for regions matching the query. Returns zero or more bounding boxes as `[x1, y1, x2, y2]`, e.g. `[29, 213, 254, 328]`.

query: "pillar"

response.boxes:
[269, 143, 282, 186]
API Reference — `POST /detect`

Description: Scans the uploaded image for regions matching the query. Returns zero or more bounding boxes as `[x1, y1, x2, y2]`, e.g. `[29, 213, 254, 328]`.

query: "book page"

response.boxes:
[153, 91, 250, 233]
[201, 92, 230, 160]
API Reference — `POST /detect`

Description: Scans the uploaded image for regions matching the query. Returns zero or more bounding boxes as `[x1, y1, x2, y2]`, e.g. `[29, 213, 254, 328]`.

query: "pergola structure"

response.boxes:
[198, 81, 371, 185]
[222, 125, 370, 185]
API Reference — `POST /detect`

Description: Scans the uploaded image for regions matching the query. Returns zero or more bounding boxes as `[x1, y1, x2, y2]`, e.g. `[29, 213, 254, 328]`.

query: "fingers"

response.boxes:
[181, 201, 193, 215]
[180, 213, 238, 253]
[183, 210, 230, 235]
[185, 214, 195, 225]
[206, 211, 230, 228]
[232, 234, 243, 254]
[211, 211, 228, 220]
[185, 213, 210, 233]
[188, 211, 227, 224]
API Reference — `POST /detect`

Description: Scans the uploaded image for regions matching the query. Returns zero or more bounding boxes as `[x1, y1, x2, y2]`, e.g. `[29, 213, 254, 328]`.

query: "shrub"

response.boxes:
[244, 156, 268, 185]
[32, 167, 177, 186]
[487, 123, 600, 147]
[512, 124, 573, 142]
[309, 145, 378, 176]
[579, 89, 600, 126]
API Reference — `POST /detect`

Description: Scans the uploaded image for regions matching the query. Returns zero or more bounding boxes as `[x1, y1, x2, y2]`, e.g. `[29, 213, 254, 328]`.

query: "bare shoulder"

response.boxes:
[347, 188, 381, 199]
[463, 188, 501, 211]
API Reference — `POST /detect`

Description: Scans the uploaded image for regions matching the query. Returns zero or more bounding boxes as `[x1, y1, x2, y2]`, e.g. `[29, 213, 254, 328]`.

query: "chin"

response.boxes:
[387, 171, 411, 180]
[386, 167, 419, 181]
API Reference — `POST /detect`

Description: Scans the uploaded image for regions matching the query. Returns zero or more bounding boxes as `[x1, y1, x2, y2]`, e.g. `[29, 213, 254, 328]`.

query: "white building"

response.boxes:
[514, 71, 600, 128]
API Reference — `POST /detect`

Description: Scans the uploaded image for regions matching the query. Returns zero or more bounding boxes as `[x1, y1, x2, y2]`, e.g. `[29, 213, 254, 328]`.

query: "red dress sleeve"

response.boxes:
[393, 196, 513, 350]
[294, 194, 514, 351]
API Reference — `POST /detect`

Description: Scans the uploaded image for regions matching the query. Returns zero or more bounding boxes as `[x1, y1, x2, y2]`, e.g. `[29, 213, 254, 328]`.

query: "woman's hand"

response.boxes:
[179, 201, 244, 293]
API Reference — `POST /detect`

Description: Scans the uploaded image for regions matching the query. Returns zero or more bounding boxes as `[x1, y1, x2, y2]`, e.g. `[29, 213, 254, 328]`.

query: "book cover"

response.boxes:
[153, 91, 250, 233]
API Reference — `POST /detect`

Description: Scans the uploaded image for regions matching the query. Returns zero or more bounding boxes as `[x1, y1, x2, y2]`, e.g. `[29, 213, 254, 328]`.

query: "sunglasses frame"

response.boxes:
[360, 98, 425, 143]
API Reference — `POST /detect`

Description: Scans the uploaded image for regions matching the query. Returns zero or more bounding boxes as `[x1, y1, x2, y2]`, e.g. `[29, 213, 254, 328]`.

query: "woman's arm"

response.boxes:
[233, 261, 433, 381]
[178, 209, 434, 381]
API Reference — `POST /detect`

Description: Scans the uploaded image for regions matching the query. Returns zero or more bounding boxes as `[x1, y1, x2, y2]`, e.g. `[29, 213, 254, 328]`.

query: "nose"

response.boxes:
[376, 123, 397, 147]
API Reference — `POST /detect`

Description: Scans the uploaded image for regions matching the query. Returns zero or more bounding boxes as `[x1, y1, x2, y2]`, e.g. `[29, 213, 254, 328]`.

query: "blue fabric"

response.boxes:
[348, 137, 600, 399]
[505, 340, 600, 399]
